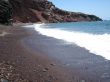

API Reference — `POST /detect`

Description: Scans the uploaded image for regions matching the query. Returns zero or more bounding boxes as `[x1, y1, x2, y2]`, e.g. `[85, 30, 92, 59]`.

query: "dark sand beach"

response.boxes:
[0, 25, 72, 82]
[0, 24, 110, 82]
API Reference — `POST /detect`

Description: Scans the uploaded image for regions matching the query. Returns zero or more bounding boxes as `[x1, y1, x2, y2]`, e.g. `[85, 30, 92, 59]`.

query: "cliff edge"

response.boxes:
[0, 0, 102, 24]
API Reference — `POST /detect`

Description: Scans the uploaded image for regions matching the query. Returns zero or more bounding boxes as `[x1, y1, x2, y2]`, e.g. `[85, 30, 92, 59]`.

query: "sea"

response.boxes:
[33, 20, 110, 60]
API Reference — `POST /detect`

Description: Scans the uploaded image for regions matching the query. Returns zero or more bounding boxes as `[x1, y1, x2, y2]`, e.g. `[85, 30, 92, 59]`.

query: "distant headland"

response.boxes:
[0, 0, 102, 24]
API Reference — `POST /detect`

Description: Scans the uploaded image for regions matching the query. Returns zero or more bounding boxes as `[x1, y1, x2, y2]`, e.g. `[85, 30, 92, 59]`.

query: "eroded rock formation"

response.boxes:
[0, 0, 102, 24]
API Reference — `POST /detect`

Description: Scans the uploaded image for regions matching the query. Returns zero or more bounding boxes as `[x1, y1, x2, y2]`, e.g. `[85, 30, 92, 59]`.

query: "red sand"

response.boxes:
[1, 25, 109, 82]
[0, 25, 72, 82]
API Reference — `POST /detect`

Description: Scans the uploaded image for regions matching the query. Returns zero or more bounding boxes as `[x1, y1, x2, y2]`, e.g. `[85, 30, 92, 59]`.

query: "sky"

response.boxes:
[49, 0, 110, 20]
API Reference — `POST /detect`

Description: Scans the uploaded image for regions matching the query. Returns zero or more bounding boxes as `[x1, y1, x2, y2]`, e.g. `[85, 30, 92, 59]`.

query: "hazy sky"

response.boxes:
[49, 0, 110, 20]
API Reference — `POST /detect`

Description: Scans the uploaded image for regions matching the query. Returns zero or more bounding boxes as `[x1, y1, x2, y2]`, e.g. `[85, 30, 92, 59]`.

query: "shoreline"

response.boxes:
[0, 24, 110, 82]
[23, 24, 110, 82]
[0, 25, 72, 82]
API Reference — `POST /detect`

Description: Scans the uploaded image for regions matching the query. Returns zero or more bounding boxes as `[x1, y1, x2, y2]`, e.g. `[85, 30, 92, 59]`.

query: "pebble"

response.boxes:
[50, 63, 56, 66]
[38, 65, 41, 67]
[80, 80, 86, 82]
[43, 68, 49, 72]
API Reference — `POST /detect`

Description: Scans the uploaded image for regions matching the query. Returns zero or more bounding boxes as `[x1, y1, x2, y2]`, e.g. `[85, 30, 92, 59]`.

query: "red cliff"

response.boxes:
[0, 0, 102, 24]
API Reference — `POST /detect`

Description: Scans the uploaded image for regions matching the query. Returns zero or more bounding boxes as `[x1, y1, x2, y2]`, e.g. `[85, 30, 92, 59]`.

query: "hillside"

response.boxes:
[0, 0, 102, 24]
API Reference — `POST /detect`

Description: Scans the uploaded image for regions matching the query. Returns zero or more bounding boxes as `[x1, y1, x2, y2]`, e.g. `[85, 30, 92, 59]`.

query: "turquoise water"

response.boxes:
[44, 20, 110, 34]
[34, 21, 110, 60]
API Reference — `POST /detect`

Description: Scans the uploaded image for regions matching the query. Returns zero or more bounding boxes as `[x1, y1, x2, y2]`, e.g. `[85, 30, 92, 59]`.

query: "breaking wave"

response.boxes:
[34, 24, 110, 60]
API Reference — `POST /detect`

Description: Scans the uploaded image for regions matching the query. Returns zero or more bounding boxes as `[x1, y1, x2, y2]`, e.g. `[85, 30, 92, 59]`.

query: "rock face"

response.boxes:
[0, 0, 102, 24]
[0, 0, 12, 24]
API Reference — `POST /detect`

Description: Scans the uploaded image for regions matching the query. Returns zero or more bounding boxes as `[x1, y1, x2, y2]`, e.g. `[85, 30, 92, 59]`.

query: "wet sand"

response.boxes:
[0, 25, 71, 82]
[0, 24, 110, 82]
[23, 25, 110, 82]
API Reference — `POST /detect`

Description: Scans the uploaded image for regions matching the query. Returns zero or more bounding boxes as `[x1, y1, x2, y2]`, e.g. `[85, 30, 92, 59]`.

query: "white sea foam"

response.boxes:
[34, 24, 110, 60]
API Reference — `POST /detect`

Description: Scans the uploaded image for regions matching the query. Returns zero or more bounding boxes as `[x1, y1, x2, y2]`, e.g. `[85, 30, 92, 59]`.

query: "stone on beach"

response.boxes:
[43, 68, 49, 72]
